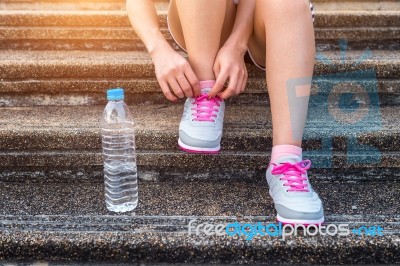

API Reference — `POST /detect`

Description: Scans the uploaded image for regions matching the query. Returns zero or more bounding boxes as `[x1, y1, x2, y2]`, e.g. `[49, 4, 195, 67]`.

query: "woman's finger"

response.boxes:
[218, 87, 236, 100]
[236, 75, 244, 96]
[213, 62, 221, 80]
[183, 67, 200, 97]
[159, 79, 178, 102]
[209, 70, 228, 98]
[168, 78, 185, 98]
[176, 75, 193, 98]
[226, 69, 240, 97]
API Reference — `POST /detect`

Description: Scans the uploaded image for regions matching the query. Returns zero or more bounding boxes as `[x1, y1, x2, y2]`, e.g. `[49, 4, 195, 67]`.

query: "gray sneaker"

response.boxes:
[266, 155, 324, 225]
[178, 88, 225, 154]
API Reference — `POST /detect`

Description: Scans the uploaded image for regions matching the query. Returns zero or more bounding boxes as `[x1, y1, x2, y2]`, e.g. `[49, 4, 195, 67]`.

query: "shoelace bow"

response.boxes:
[191, 94, 222, 122]
[271, 160, 311, 192]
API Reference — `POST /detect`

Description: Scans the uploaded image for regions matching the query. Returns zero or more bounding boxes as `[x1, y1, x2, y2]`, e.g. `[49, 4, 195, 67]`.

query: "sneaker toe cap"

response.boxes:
[179, 130, 221, 148]
[275, 203, 324, 221]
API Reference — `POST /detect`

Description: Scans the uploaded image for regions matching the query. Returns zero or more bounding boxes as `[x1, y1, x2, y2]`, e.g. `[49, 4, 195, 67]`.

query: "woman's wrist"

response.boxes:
[147, 32, 172, 59]
[224, 36, 248, 56]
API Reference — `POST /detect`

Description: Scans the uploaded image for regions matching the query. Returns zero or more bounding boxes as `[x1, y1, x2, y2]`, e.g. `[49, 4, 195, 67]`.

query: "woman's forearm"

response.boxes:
[126, 0, 170, 56]
[224, 0, 256, 53]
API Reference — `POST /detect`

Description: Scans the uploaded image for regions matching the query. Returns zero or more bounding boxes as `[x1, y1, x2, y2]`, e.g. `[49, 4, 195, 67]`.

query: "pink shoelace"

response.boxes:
[271, 160, 311, 192]
[191, 94, 222, 122]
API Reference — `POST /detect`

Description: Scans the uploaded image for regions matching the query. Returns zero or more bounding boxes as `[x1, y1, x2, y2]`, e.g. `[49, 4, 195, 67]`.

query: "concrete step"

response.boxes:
[0, 0, 168, 11]
[0, 179, 398, 263]
[0, 104, 398, 178]
[2, 150, 400, 182]
[0, 49, 399, 106]
[1, 49, 397, 79]
[1, 78, 399, 107]
[2, 10, 398, 27]
[0, 2, 397, 263]
[311, 0, 400, 11]
[0, 10, 398, 50]
[1, 0, 398, 11]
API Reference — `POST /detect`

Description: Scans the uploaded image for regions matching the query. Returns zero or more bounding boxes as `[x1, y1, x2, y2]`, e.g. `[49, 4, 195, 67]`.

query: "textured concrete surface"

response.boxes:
[0, 179, 399, 218]
[0, 230, 397, 264]
[315, 10, 400, 27]
[3, 165, 400, 183]
[2, 165, 400, 183]
[0, 180, 398, 263]
[1, 75, 398, 96]
[0, 105, 396, 152]
[0, 0, 167, 11]
[0, 103, 397, 172]
[0, 1, 398, 264]
[0, 10, 398, 50]
[315, 1, 400, 11]
[1, 37, 398, 52]
[1, 27, 397, 50]
[1, 0, 399, 11]
[0, 80, 399, 107]
[1, 150, 400, 171]
[0, 50, 399, 80]
[0, 47, 398, 105]
[1, 10, 399, 27]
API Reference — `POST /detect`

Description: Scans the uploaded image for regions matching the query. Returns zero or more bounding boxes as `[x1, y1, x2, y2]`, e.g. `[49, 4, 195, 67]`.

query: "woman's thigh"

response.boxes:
[248, 0, 315, 69]
[167, 0, 238, 51]
[248, 1, 267, 69]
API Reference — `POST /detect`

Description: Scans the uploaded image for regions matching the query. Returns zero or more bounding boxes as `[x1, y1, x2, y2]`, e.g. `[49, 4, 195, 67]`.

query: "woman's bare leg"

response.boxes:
[168, 0, 237, 80]
[249, 0, 315, 147]
[253, 1, 324, 226]
[169, 0, 237, 154]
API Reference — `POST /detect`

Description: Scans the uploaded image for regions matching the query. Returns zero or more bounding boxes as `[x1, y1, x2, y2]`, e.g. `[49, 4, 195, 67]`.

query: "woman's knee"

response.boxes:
[257, 0, 310, 18]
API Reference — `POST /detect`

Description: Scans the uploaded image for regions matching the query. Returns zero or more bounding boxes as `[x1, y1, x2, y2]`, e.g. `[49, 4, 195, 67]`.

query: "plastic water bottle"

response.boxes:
[100, 88, 138, 212]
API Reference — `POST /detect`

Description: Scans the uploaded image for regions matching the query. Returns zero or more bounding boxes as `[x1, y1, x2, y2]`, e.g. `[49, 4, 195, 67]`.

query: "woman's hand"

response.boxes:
[151, 44, 200, 101]
[208, 44, 248, 99]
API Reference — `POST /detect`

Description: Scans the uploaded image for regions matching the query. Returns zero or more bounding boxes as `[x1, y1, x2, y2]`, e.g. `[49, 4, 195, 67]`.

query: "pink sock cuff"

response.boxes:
[199, 80, 216, 89]
[271, 144, 302, 163]
[272, 144, 302, 155]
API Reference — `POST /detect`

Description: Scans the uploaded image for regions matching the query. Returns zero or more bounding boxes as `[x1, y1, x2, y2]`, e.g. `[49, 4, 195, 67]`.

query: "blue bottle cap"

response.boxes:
[107, 88, 124, 101]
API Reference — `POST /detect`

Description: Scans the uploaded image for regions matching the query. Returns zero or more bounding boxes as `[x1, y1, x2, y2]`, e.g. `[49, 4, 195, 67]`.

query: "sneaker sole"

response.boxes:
[277, 214, 325, 226]
[178, 138, 220, 154]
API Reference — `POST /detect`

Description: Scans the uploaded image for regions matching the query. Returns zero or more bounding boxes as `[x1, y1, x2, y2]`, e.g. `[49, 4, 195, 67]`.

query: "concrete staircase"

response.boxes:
[0, 0, 399, 264]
